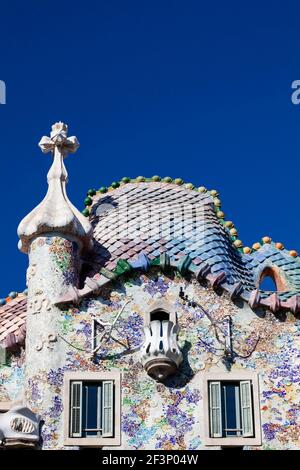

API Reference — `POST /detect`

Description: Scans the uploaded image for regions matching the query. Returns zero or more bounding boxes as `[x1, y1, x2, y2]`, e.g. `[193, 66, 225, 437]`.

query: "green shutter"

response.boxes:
[102, 380, 114, 437]
[70, 381, 82, 437]
[240, 380, 254, 437]
[209, 381, 222, 437]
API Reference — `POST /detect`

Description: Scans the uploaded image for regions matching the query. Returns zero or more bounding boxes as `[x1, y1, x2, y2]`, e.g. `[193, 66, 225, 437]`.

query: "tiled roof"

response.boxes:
[2, 178, 300, 345]
[90, 181, 255, 290]
[78, 178, 300, 313]
[0, 295, 27, 349]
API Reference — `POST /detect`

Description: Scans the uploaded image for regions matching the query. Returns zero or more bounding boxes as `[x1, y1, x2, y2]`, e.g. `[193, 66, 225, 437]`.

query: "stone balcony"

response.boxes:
[141, 320, 183, 381]
[0, 405, 40, 448]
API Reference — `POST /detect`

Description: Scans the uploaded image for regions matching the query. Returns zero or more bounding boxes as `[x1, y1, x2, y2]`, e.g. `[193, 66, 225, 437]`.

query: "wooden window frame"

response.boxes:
[201, 371, 262, 447]
[63, 372, 121, 447]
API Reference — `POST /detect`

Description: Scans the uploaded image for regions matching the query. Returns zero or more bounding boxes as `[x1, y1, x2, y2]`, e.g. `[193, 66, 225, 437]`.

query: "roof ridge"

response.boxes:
[0, 290, 28, 307]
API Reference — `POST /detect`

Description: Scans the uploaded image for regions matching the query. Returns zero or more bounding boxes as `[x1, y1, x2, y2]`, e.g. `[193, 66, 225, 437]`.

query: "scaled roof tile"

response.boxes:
[0, 296, 27, 344]
[4, 179, 300, 340]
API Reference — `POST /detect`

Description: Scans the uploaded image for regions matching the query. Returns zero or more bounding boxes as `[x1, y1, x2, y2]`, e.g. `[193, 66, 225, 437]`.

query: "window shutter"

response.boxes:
[70, 381, 82, 437]
[0, 346, 6, 366]
[209, 381, 222, 437]
[102, 380, 114, 437]
[240, 380, 254, 437]
[92, 319, 97, 350]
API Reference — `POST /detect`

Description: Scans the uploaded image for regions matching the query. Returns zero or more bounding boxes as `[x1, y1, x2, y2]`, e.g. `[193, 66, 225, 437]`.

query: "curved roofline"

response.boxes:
[0, 290, 28, 307]
[2, 176, 300, 304]
[81, 175, 299, 260]
[53, 252, 300, 315]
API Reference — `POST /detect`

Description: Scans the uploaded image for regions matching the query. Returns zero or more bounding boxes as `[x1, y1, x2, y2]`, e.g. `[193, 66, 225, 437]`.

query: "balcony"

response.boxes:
[141, 319, 183, 381]
[0, 405, 40, 448]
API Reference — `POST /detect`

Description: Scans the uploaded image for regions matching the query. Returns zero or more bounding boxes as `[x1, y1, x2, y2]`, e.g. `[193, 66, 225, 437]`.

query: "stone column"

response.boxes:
[17, 122, 93, 448]
[25, 234, 80, 448]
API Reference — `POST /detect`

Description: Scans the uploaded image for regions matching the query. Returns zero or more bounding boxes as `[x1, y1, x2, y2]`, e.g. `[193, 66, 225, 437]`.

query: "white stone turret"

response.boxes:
[18, 121, 93, 253]
[18, 123, 93, 448]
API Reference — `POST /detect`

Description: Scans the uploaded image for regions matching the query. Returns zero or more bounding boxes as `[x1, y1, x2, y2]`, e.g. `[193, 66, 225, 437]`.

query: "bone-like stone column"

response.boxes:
[18, 122, 93, 448]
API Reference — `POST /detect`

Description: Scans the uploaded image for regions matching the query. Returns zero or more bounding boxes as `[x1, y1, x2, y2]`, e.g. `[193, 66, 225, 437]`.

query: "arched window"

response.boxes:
[258, 267, 285, 292]
[259, 275, 277, 292]
[145, 300, 177, 326]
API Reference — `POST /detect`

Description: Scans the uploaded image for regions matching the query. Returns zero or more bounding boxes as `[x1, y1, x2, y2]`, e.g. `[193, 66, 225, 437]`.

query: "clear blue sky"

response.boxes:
[0, 1, 300, 296]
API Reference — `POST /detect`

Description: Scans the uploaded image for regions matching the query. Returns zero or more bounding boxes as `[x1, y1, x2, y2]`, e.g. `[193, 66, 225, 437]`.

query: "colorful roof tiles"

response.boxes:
[2, 176, 300, 346]
[0, 294, 27, 349]
[83, 178, 300, 311]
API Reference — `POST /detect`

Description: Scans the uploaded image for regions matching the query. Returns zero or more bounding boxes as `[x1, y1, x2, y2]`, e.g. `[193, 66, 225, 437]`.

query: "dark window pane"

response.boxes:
[82, 382, 101, 437]
[221, 382, 241, 437]
[150, 310, 169, 322]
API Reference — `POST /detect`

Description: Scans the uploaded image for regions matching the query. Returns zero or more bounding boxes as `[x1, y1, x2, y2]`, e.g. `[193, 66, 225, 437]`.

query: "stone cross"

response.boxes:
[38, 121, 79, 157]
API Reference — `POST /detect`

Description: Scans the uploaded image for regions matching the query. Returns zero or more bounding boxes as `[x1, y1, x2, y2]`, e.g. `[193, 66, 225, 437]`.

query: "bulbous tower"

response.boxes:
[17, 122, 93, 448]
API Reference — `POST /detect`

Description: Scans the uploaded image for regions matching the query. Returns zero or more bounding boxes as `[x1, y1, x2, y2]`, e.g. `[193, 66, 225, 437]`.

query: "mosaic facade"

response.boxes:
[1, 270, 299, 449]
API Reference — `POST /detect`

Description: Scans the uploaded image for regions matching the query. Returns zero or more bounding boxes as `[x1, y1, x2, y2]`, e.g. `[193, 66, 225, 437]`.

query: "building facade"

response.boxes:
[0, 122, 299, 450]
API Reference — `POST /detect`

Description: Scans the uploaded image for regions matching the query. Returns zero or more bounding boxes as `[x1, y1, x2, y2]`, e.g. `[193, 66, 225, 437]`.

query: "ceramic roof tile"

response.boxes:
[4, 181, 300, 341]
[0, 296, 27, 344]
[89, 181, 259, 290]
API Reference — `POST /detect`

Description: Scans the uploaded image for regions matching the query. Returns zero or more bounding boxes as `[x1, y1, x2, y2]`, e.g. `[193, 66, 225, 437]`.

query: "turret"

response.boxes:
[17, 122, 93, 448]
